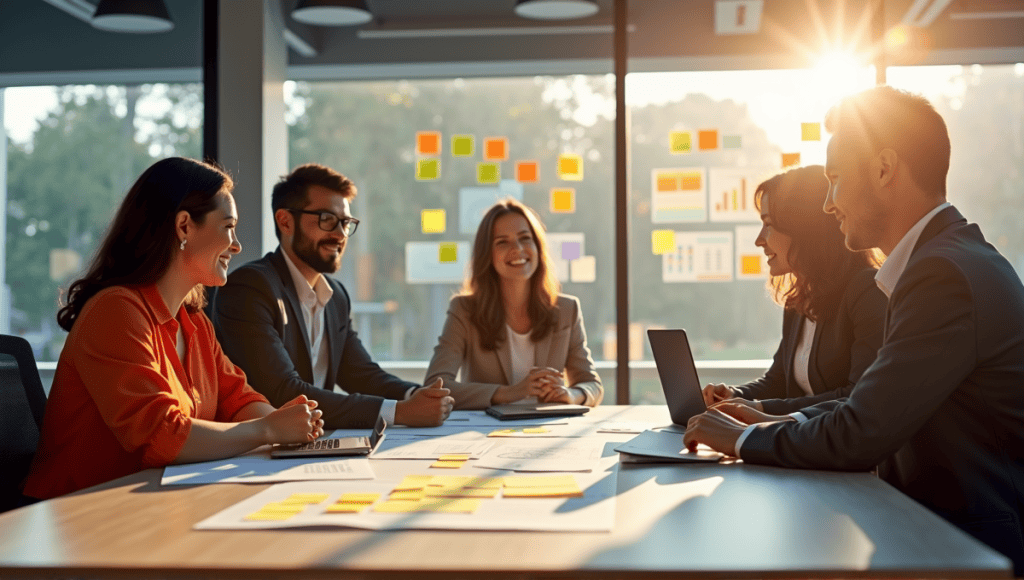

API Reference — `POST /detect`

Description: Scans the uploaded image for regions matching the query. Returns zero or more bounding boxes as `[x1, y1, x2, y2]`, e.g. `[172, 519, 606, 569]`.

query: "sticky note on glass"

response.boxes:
[679, 171, 703, 190]
[656, 172, 679, 192]
[452, 134, 474, 157]
[416, 158, 439, 181]
[570, 256, 596, 283]
[550, 188, 576, 213]
[698, 130, 719, 151]
[741, 255, 762, 275]
[670, 131, 692, 154]
[421, 209, 446, 234]
[561, 241, 581, 261]
[515, 160, 539, 183]
[439, 243, 458, 263]
[557, 154, 583, 181]
[782, 152, 801, 167]
[483, 137, 509, 161]
[801, 122, 821, 141]
[416, 131, 441, 156]
[477, 162, 500, 184]
[652, 230, 676, 255]
[723, 135, 742, 149]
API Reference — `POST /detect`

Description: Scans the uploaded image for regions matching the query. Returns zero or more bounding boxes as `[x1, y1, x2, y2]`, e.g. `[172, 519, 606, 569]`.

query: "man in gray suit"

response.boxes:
[211, 164, 453, 429]
[684, 86, 1024, 574]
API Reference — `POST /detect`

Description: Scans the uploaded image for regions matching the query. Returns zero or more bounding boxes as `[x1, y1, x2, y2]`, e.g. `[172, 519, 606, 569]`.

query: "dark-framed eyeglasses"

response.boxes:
[289, 209, 359, 236]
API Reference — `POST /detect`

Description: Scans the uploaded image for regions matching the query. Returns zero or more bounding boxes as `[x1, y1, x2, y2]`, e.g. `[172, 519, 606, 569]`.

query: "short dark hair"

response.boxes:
[58, 157, 231, 331]
[271, 163, 356, 239]
[824, 85, 950, 196]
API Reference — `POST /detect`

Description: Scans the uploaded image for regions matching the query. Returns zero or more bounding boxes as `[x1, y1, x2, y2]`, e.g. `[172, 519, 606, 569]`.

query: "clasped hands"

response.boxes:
[682, 384, 795, 456]
[493, 367, 581, 405]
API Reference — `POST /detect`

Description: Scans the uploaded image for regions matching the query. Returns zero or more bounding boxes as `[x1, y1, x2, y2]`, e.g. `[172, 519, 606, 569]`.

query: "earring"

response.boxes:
[180, 239, 187, 251]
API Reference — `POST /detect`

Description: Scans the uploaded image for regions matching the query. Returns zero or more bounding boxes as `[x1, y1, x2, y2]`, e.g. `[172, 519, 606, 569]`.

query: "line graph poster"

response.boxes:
[662, 231, 734, 282]
[651, 168, 707, 223]
[708, 168, 762, 223]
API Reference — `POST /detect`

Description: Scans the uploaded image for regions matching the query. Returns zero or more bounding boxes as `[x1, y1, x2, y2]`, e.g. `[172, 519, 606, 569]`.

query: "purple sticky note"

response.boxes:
[561, 241, 581, 261]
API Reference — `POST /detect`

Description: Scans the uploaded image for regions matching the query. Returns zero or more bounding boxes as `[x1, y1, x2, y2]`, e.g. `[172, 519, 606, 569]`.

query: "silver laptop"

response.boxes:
[647, 329, 709, 434]
[270, 415, 387, 458]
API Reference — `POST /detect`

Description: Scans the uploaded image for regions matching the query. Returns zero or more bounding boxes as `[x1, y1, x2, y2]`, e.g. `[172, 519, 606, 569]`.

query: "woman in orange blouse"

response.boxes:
[24, 157, 324, 500]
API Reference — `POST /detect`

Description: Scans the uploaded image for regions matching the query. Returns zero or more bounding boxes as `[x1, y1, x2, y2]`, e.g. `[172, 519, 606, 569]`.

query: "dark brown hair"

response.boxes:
[57, 157, 231, 331]
[461, 199, 561, 351]
[271, 163, 356, 239]
[824, 85, 950, 196]
[755, 165, 883, 321]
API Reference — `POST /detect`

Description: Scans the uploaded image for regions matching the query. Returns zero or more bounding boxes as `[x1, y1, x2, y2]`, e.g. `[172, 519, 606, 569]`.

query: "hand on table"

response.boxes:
[263, 395, 323, 443]
[396, 378, 453, 427]
[492, 367, 563, 404]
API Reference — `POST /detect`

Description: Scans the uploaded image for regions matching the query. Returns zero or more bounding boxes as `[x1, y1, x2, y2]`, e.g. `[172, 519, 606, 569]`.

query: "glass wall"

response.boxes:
[285, 76, 616, 389]
[625, 65, 876, 403]
[2, 83, 203, 360]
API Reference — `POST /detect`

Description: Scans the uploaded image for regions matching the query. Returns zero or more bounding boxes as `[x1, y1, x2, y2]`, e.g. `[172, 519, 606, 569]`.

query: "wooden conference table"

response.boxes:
[0, 405, 1012, 579]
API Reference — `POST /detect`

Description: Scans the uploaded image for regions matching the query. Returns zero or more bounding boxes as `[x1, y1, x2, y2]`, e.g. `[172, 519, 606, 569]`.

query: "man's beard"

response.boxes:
[293, 226, 343, 273]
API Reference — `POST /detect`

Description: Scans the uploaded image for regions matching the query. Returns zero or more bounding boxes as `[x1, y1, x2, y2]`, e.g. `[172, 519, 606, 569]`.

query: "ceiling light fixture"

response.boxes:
[292, 0, 374, 26]
[91, 0, 174, 33]
[514, 0, 599, 21]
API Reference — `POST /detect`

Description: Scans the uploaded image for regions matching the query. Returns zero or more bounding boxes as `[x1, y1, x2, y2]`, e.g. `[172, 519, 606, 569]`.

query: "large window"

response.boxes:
[286, 76, 616, 385]
[625, 64, 876, 403]
[2, 83, 203, 360]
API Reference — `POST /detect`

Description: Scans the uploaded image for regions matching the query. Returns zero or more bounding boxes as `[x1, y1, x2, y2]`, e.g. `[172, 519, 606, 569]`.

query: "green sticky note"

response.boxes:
[477, 162, 500, 184]
[416, 158, 439, 181]
[452, 135, 474, 157]
[439, 243, 458, 263]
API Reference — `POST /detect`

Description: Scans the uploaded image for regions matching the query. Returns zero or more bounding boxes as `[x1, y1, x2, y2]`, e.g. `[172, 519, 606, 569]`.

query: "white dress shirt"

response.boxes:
[735, 202, 953, 458]
[281, 250, 398, 425]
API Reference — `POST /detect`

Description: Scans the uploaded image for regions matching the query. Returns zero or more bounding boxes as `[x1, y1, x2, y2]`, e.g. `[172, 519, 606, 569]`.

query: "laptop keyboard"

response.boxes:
[294, 438, 341, 451]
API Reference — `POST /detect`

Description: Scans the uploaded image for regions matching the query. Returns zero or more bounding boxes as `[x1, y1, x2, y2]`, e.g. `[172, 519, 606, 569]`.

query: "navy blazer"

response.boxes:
[732, 267, 886, 415]
[210, 248, 417, 429]
[741, 207, 1024, 573]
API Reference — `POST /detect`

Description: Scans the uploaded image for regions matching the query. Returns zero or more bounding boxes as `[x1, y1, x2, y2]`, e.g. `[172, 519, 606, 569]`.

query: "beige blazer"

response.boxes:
[425, 294, 603, 409]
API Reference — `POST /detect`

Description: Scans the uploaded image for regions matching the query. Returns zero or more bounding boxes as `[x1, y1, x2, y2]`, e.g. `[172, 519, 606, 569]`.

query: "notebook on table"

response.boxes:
[614, 429, 723, 464]
[485, 402, 590, 420]
[270, 415, 387, 458]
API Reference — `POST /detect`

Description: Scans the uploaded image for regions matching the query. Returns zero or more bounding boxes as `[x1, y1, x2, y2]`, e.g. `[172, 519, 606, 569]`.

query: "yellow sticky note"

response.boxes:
[522, 427, 549, 434]
[464, 476, 504, 489]
[483, 137, 509, 161]
[424, 487, 499, 499]
[502, 486, 583, 498]
[782, 152, 801, 167]
[550, 188, 575, 213]
[741, 255, 762, 275]
[431, 460, 467, 468]
[252, 503, 305, 513]
[416, 131, 441, 156]
[393, 475, 433, 491]
[504, 475, 578, 488]
[670, 131, 691, 154]
[421, 209, 446, 234]
[801, 122, 821, 141]
[438, 454, 470, 461]
[557, 154, 583, 181]
[337, 493, 380, 503]
[388, 490, 426, 501]
[245, 511, 298, 521]
[428, 475, 474, 488]
[488, 429, 516, 436]
[477, 162, 500, 184]
[452, 134, 474, 157]
[282, 493, 330, 504]
[698, 129, 719, 151]
[374, 500, 425, 513]
[652, 230, 675, 255]
[416, 158, 440, 181]
[325, 503, 368, 513]
[439, 243, 457, 263]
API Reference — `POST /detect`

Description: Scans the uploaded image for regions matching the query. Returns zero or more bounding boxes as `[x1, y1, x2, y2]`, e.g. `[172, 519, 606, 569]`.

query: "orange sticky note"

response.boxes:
[557, 154, 583, 181]
[679, 171, 703, 190]
[483, 137, 509, 161]
[416, 131, 441, 156]
[652, 230, 675, 255]
[550, 188, 576, 213]
[782, 152, 801, 167]
[656, 173, 679, 192]
[515, 160, 539, 183]
[741, 255, 762, 275]
[698, 130, 719, 151]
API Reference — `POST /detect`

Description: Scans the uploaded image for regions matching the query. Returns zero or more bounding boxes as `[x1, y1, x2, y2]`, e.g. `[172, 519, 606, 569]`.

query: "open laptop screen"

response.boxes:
[647, 329, 708, 427]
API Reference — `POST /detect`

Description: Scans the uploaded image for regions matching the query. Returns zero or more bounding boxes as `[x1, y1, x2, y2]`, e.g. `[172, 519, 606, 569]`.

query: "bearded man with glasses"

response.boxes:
[211, 163, 454, 429]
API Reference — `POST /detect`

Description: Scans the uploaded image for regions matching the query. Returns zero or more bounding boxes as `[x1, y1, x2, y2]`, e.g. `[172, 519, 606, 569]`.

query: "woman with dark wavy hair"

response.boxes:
[24, 157, 324, 500]
[425, 198, 603, 409]
[701, 165, 886, 415]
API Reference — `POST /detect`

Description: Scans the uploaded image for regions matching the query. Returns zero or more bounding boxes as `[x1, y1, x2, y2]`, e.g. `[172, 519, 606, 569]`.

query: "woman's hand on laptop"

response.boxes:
[711, 400, 792, 425]
[702, 383, 735, 406]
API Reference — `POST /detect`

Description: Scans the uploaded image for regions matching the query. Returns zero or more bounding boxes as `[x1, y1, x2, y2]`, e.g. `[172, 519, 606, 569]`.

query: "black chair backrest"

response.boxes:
[0, 334, 47, 512]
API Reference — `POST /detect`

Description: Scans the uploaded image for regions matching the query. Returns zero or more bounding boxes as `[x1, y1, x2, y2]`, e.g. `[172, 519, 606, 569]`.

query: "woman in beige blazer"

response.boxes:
[425, 199, 603, 410]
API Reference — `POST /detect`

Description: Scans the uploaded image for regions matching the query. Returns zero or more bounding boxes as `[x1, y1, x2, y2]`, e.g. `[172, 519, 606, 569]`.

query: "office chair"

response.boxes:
[0, 334, 47, 513]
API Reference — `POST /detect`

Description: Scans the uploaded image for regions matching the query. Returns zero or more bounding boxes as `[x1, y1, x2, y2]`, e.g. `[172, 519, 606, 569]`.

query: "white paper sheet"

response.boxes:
[370, 437, 495, 459]
[161, 449, 375, 485]
[473, 439, 604, 472]
[193, 469, 617, 532]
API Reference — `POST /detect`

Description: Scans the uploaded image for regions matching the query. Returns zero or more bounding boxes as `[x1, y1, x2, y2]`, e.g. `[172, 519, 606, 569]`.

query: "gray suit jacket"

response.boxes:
[740, 207, 1024, 573]
[732, 267, 886, 415]
[424, 294, 603, 409]
[209, 249, 417, 429]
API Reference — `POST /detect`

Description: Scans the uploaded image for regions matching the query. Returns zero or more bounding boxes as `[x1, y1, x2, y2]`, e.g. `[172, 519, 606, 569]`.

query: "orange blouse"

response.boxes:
[24, 284, 268, 500]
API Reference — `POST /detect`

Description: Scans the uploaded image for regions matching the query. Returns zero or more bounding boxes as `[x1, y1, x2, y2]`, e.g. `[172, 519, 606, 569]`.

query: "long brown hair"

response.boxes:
[57, 157, 232, 331]
[754, 165, 882, 321]
[461, 199, 561, 351]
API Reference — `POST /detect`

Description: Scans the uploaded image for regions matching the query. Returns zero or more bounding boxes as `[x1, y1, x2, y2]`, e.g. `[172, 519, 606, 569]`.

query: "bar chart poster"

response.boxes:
[735, 224, 768, 280]
[651, 168, 707, 223]
[662, 231, 734, 282]
[708, 168, 761, 223]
